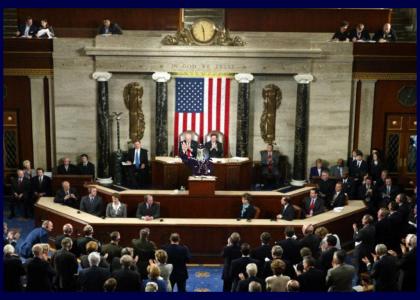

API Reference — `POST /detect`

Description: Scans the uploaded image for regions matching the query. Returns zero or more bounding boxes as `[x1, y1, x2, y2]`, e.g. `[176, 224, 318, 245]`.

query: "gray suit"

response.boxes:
[105, 203, 127, 218]
[80, 195, 103, 217]
[260, 150, 281, 184]
[330, 165, 348, 178]
[326, 263, 356, 292]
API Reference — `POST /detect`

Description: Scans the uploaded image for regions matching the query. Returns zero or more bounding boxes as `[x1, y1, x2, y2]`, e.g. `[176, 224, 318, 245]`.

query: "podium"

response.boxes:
[188, 176, 216, 196]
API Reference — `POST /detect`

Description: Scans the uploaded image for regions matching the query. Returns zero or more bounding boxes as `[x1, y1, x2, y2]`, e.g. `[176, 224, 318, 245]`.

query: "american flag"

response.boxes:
[174, 77, 231, 156]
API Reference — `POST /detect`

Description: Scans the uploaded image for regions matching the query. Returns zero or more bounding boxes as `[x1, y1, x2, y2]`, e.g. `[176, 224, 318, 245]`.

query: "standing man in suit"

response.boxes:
[222, 232, 242, 292]
[304, 189, 325, 217]
[238, 193, 256, 219]
[51, 237, 78, 291]
[80, 187, 103, 217]
[296, 256, 326, 291]
[25, 244, 56, 291]
[55, 223, 76, 254]
[76, 225, 100, 257]
[330, 158, 347, 178]
[378, 177, 399, 207]
[341, 171, 355, 199]
[277, 227, 301, 265]
[236, 262, 265, 292]
[348, 23, 371, 42]
[251, 232, 272, 263]
[16, 16, 38, 38]
[163, 233, 191, 292]
[329, 182, 347, 209]
[318, 170, 336, 203]
[126, 140, 149, 188]
[326, 250, 356, 292]
[101, 231, 123, 263]
[57, 157, 79, 175]
[205, 133, 223, 158]
[78, 154, 95, 177]
[9, 169, 32, 219]
[131, 228, 156, 279]
[373, 23, 397, 43]
[260, 144, 281, 187]
[318, 235, 338, 272]
[112, 255, 141, 291]
[31, 168, 52, 201]
[353, 214, 376, 274]
[277, 197, 295, 221]
[98, 19, 123, 35]
[54, 181, 79, 208]
[19, 220, 53, 259]
[78, 252, 111, 291]
[350, 151, 368, 181]
[229, 243, 260, 292]
[3, 244, 26, 291]
[298, 224, 321, 258]
[136, 194, 160, 220]
[179, 132, 198, 158]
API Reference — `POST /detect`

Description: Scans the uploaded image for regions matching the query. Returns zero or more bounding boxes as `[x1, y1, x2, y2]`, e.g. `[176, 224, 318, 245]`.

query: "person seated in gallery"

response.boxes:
[318, 170, 336, 202]
[105, 193, 127, 218]
[204, 133, 224, 158]
[328, 182, 347, 209]
[36, 19, 54, 39]
[277, 196, 295, 221]
[309, 159, 328, 181]
[348, 23, 371, 42]
[136, 195, 160, 220]
[78, 154, 95, 177]
[57, 157, 79, 175]
[54, 181, 79, 208]
[260, 144, 281, 187]
[304, 189, 325, 218]
[331, 21, 350, 41]
[16, 16, 38, 38]
[377, 177, 400, 207]
[373, 23, 397, 43]
[80, 187, 104, 217]
[330, 158, 348, 178]
[178, 132, 198, 158]
[125, 140, 149, 188]
[98, 19, 123, 35]
[238, 193, 256, 219]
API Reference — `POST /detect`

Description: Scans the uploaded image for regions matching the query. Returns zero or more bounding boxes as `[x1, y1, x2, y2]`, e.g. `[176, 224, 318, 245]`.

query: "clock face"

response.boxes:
[398, 86, 416, 107]
[191, 19, 216, 43]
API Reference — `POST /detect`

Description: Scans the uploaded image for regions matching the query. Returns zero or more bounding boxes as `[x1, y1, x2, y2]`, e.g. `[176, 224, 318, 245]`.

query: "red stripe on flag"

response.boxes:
[174, 112, 179, 156]
[216, 78, 222, 131]
[224, 79, 231, 156]
[183, 113, 188, 133]
[199, 113, 204, 144]
[208, 78, 213, 133]
[191, 113, 196, 136]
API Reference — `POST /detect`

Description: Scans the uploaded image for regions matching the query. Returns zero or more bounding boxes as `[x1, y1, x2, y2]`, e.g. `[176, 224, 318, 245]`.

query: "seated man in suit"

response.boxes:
[125, 140, 149, 188]
[31, 168, 52, 202]
[204, 133, 223, 158]
[16, 16, 38, 38]
[373, 23, 397, 43]
[277, 197, 295, 221]
[348, 23, 371, 42]
[106, 193, 127, 218]
[238, 193, 256, 219]
[9, 169, 32, 219]
[260, 144, 281, 187]
[378, 177, 399, 208]
[80, 187, 103, 217]
[331, 21, 349, 41]
[329, 182, 347, 209]
[178, 132, 198, 158]
[98, 19, 123, 35]
[57, 157, 79, 175]
[304, 189, 325, 218]
[54, 181, 79, 208]
[318, 170, 336, 202]
[330, 158, 347, 178]
[309, 159, 327, 181]
[78, 154, 95, 177]
[136, 195, 160, 220]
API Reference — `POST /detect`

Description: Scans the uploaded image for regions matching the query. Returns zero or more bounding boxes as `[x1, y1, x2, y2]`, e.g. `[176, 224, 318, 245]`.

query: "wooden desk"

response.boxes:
[35, 197, 367, 263]
[51, 175, 93, 194]
[91, 184, 312, 219]
[151, 157, 252, 190]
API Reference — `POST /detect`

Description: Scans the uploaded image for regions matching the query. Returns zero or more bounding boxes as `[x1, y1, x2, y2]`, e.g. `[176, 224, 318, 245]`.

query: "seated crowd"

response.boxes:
[331, 21, 398, 42]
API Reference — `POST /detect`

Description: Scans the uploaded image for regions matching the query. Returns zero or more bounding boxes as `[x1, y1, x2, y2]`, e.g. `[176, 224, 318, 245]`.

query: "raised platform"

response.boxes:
[35, 197, 366, 263]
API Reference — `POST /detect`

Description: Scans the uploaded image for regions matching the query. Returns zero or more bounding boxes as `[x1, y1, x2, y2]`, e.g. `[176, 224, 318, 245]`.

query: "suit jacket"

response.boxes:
[250, 244, 272, 263]
[127, 148, 149, 169]
[260, 150, 280, 174]
[319, 247, 338, 272]
[318, 179, 336, 200]
[370, 255, 399, 291]
[57, 163, 79, 175]
[398, 248, 416, 291]
[204, 140, 223, 158]
[80, 195, 103, 217]
[178, 140, 198, 158]
[304, 197, 325, 216]
[331, 30, 349, 41]
[76, 236, 101, 257]
[354, 224, 376, 261]
[3, 254, 25, 291]
[329, 191, 347, 208]
[17, 24, 38, 37]
[309, 166, 328, 180]
[80, 255, 109, 269]
[101, 242, 122, 263]
[369, 161, 383, 182]
[388, 211, 404, 249]
[280, 204, 295, 221]
[98, 23, 123, 35]
[25, 257, 55, 291]
[378, 184, 399, 203]
[112, 268, 141, 291]
[54, 234, 77, 254]
[19, 227, 49, 258]
[358, 184, 376, 203]
[341, 177, 355, 199]
[78, 266, 110, 291]
[326, 263, 356, 292]
[349, 160, 368, 180]
[237, 275, 266, 292]
[54, 187, 79, 208]
[31, 175, 52, 196]
[373, 29, 397, 42]
[330, 165, 348, 178]
[229, 256, 260, 290]
[222, 244, 242, 280]
[132, 238, 156, 279]
[163, 243, 191, 281]
[78, 162, 95, 176]
[348, 28, 371, 41]
[239, 204, 256, 219]
[261, 258, 296, 280]
[298, 234, 321, 258]
[136, 202, 160, 219]
[374, 218, 391, 247]
[11, 176, 31, 198]
[51, 248, 78, 290]
[297, 267, 326, 291]
[277, 238, 301, 265]
[106, 202, 127, 218]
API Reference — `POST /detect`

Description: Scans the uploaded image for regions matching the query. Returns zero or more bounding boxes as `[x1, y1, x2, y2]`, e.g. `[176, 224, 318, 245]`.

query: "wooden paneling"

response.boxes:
[225, 9, 391, 32]
[3, 38, 53, 70]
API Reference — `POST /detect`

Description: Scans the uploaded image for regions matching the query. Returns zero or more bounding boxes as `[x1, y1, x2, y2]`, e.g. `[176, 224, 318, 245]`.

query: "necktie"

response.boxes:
[39, 176, 42, 185]
[187, 148, 191, 158]
[135, 150, 140, 169]
[357, 161, 361, 168]
[387, 186, 390, 194]
[339, 167, 343, 177]
[309, 198, 315, 210]
[268, 153, 272, 171]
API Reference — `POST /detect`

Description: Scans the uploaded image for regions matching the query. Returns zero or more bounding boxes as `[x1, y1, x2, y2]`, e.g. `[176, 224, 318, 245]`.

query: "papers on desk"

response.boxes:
[333, 207, 344, 213]
[188, 176, 216, 181]
[155, 156, 182, 164]
[121, 162, 130, 166]
[230, 157, 249, 162]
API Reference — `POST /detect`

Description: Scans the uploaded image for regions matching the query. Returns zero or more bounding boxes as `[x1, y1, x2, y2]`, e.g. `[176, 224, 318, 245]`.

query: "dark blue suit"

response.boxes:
[19, 227, 49, 258]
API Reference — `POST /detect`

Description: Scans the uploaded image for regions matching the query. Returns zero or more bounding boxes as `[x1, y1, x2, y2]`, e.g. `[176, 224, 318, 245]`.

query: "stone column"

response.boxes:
[234, 73, 254, 157]
[358, 80, 377, 155]
[291, 74, 314, 186]
[152, 72, 171, 156]
[92, 72, 112, 178]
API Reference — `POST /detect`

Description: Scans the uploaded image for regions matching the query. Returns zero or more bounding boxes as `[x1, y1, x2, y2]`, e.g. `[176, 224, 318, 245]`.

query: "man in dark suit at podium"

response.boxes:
[125, 140, 148, 188]
[178, 132, 198, 158]
[78, 154, 95, 177]
[204, 133, 223, 158]
[260, 144, 281, 186]
[57, 157, 79, 175]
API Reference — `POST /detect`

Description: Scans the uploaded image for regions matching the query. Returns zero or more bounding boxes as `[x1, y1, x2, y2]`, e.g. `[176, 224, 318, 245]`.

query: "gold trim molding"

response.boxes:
[4, 68, 53, 76]
[353, 72, 416, 81]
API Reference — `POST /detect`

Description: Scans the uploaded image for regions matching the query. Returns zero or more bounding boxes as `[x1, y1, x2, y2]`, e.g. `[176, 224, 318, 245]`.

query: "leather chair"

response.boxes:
[254, 206, 261, 219]
[179, 130, 200, 143]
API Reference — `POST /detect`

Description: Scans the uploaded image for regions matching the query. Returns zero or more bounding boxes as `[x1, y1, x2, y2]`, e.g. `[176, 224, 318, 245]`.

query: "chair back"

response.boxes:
[254, 206, 261, 219]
